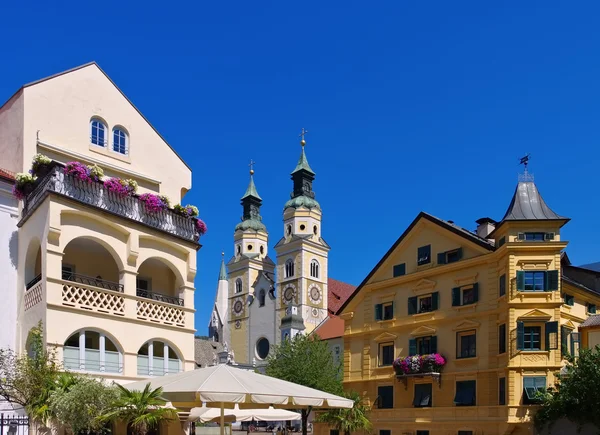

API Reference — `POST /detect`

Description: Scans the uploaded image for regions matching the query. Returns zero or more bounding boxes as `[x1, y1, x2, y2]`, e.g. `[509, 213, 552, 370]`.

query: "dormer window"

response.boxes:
[112, 127, 128, 155]
[90, 118, 107, 147]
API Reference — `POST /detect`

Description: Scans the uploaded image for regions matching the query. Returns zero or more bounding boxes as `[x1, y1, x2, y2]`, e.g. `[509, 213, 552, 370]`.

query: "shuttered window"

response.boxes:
[516, 270, 559, 292]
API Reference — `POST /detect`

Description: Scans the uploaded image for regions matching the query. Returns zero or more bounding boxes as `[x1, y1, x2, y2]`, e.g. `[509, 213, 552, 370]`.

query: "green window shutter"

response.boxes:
[408, 297, 417, 315]
[546, 270, 559, 291]
[568, 295, 574, 306]
[517, 321, 525, 350]
[431, 292, 439, 311]
[589, 304, 597, 314]
[517, 232, 525, 241]
[545, 321, 558, 350]
[437, 252, 446, 265]
[561, 326, 569, 357]
[456, 247, 463, 260]
[545, 232, 555, 240]
[499, 274, 506, 297]
[452, 287, 461, 306]
[409, 339, 417, 356]
[374, 304, 382, 321]
[473, 283, 479, 303]
[392, 301, 395, 318]
[516, 271, 525, 291]
[430, 335, 438, 354]
[571, 332, 580, 356]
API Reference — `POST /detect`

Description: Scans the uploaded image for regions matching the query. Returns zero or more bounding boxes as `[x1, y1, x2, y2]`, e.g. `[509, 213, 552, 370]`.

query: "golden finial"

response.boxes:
[249, 159, 255, 175]
[299, 128, 308, 147]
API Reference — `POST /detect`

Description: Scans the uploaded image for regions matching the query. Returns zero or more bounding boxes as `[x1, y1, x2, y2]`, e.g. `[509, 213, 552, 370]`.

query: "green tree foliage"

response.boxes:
[99, 383, 178, 435]
[266, 334, 343, 435]
[0, 323, 61, 424]
[50, 376, 118, 435]
[316, 390, 371, 435]
[535, 345, 600, 432]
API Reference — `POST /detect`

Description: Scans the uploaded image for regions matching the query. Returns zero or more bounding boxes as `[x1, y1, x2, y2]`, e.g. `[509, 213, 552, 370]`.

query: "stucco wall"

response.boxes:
[0, 179, 19, 350]
[0, 91, 24, 175]
[248, 274, 277, 364]
[21, 64, 191, 202]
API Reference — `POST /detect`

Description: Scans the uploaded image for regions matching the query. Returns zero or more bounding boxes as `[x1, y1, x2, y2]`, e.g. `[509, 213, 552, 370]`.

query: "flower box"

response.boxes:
[393, 354, 446, 376]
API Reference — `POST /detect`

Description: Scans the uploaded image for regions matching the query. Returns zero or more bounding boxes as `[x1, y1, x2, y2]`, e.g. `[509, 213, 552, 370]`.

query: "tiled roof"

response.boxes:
[579, 315, 600, 329]
[327, 278, 356, 316]
[194, 338, 223, 368]
[312, 315, 344, 340]
[0, 168, 15, 181]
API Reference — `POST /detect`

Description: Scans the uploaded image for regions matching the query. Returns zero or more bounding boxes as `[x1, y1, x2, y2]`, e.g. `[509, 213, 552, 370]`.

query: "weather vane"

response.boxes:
[518, 153, 533, 182]
[249, 159, 256, 175]
[519, 153, 531, 169]
[299, 128, 308, 146]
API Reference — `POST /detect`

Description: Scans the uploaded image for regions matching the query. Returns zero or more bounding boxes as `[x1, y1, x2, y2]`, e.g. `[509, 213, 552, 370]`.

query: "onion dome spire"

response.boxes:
[284, 129, 321, 210]
[235, 160, 267, 232]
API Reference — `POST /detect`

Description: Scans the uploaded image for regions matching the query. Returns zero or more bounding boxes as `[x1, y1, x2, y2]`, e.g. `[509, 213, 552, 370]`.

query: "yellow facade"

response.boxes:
[332, 181, 600, 435]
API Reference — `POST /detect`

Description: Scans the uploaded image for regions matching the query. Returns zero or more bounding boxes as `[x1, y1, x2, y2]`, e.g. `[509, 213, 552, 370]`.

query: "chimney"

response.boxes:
[475, 217, 496, 239]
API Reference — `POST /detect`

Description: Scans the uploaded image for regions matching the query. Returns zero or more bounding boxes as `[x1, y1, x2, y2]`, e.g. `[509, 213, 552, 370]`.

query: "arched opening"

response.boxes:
[258, 289, 266, 307]
[255, 337, 270, 360]
[285, 259, 294, 278]
[62, 238, 121, 291]
[136, 258, 183, 305]
[112, 126, 129, 155]
[90, 118, 107, 147]
[63, 330, 122, 373]
[137, 340, 181, 376]
[235, 278, 243, 294]
[24, 238, 42, 290]
[310, 259, 320, 278]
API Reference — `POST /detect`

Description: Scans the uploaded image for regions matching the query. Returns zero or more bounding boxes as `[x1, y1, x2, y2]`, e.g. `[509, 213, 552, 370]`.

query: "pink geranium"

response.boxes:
[64, 162, 92, 182]
[139, 193, 168, 213]
[195, 218, 207, 235]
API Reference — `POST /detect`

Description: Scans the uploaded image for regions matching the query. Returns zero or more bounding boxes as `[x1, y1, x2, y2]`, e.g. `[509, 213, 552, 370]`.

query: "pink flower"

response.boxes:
[139, 193, 168, 213]
[12, 184, 25, 200]
[64, 162, 92, 182]
[195, 218, 207, 235]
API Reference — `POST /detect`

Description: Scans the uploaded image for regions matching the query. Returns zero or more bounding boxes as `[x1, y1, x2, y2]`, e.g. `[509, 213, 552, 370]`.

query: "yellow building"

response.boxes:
[334, 173, 600, 435]
[0, 62, 200, 387]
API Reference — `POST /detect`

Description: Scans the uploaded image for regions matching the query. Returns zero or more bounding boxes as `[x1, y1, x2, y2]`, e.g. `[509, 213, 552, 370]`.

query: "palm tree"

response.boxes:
[316, 390, 371, 435]
[99, 383, 178, 435]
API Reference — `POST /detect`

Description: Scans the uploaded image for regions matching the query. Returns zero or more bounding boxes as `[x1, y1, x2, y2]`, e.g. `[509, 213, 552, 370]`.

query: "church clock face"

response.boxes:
[233, 300, 243, 315]
[309, 286, 321, 303]
[283, 287, 295, 304]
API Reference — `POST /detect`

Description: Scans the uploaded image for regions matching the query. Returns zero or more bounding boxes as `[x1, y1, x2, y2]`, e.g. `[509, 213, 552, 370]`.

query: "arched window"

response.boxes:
[258, 289, 266, 307]
[90, 119, 107, 147]
[112, 127, 128, 155]
[137, 340, 181, 376]
[285, 259, 294, 278]
[310, 259, 320, 278]
[256, 337, 270, 360]
[235, 278, 243, 294]
[63, 330, 122, 373]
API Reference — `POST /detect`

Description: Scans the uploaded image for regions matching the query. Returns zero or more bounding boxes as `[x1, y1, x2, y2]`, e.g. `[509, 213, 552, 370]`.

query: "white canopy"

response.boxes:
[189, 405, 301, 423]
[125, 364, 352, 409]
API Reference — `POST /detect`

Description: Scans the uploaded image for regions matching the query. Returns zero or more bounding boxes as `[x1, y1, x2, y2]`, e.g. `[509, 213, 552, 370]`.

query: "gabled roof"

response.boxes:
[562, 264, 600, 296]
[327, 278, 357, 316]
[0, 61, 191, 171]
[311, 315, 344, 340]
[581, 262, 600, 272]
[337, 211, 495, 315]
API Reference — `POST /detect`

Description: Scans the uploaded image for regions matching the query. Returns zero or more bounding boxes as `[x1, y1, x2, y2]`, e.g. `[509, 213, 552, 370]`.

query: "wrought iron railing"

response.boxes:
[26, 273, 42, 290]
[20, 163, 199, 243]
[62, 271, 124, 292]
[136, 288, 184, 306]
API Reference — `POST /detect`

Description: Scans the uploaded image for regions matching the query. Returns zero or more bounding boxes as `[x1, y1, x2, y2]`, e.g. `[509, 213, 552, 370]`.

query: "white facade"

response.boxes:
[248, 273, 277, 363]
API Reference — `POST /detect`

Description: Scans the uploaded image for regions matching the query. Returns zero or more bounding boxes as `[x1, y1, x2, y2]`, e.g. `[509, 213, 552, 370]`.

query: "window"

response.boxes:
[409, 336, 437, 356]
[112, 127, 128, 155]
[374, 302, 394, 321]
[137, 340, 180, 376]
[563, 293, 574, 306]
[90, 119, 107, 146]
[454, 380, 476, 406]
[499, 377, 506, 405]
[330, 431, 340, 435]
[63, 330, 122, 373]
[136, 277, 151, 291]
[498, 324, 506, 354]
[416, 432, 429, 435]
[413, 383, 432, 408]
[417, 245, 431, 266]
[499, 274, 506, 297]
[517, 321, 558, 351]
[452, 284, 479, 307]
[437, 248, 463, 265]
[497, 236, 506, 247]
[379, 431, 391, 435]
[458, 432, 473, 435]
[516, 270, 559, 292]
[377, 386, 393, 409]
[379, 343, 395, 366]
[522, 232, 545, 241]
[523, 376, 546, 404]
[285, 259, 294, 278]
[523, 326, 541, 350]
[310, 260, 319, 278]
[457, 330, 476, 359]
[258, 289, 266, 307]
[393, 263, 406, 277]
[235, 278, 242, 294]
[561, 326, 572, 357]
[408, 292, 439, 315]
[256, 338, 270, 360]
[587, 303, 597, 314]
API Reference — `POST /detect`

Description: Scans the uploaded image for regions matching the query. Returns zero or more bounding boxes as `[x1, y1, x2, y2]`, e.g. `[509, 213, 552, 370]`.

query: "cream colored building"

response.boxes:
[0, 62, 200, 384]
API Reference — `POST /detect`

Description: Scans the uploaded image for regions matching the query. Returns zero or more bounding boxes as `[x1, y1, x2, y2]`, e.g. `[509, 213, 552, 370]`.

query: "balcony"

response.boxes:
[136, 289, 184, 306]
[19, 162, 200, 244]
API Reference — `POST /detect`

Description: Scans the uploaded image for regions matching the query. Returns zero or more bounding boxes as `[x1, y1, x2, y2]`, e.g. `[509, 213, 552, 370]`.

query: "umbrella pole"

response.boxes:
[220, 402, 225, 435]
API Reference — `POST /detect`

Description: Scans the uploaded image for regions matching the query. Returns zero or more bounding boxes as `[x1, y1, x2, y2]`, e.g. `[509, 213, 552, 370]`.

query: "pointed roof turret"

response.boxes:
[218, 251, 228, 280]
[241, 172, 262, 201]
[291, 146, 315, 175]
[235, 161, 267, 232]
[284, 129, 321, 211]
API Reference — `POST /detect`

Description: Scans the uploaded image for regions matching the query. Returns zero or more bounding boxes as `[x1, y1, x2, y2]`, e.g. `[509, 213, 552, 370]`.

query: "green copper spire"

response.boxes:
[218, 252, 228, 280]
[241, 163, 262, 200]
[291, 130, 315, 175]
[235, 160, 267, 232]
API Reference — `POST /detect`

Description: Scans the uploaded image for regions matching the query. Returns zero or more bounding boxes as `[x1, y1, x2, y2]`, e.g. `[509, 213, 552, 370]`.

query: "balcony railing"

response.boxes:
[136, 288, 184, 306]
[26, 274, 42, 290]
[62, 271, 124, 293]
[20, 163, 199, 243]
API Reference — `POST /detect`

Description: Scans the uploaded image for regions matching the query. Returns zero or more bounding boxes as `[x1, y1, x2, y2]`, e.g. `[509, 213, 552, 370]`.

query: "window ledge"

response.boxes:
[455, 356, 479, 363]
[561, 304, 572, 310]
[519, 350, 550, 355]
[89, 143, 132, 164]
[413, 311, 436, 318]
[374, 365, 393, 370]
[377, 318, 396, 324]
[453, 303, 478, 311]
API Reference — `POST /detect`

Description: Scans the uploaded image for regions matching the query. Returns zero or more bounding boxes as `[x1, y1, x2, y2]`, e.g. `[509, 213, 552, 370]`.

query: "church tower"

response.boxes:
[208, 253, 229, 344]
[275, 131, 330, 340]
[227, 164, 276, 364]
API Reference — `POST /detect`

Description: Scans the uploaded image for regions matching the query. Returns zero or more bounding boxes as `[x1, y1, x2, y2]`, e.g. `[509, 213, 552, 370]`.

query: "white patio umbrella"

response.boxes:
[189, 404, 301, 423]
[126, 364, 352, 435]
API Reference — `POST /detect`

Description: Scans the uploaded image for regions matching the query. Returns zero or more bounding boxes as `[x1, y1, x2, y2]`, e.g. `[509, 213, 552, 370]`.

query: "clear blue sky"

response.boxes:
[2, 1, 599, 333]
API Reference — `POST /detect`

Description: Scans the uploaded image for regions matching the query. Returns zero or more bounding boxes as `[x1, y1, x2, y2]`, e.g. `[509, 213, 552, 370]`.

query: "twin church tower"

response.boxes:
[208, 133, 330, 365]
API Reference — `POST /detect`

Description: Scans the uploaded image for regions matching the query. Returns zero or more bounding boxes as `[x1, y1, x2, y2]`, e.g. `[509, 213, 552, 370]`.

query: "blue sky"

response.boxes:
[2, 1, 600, 333]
